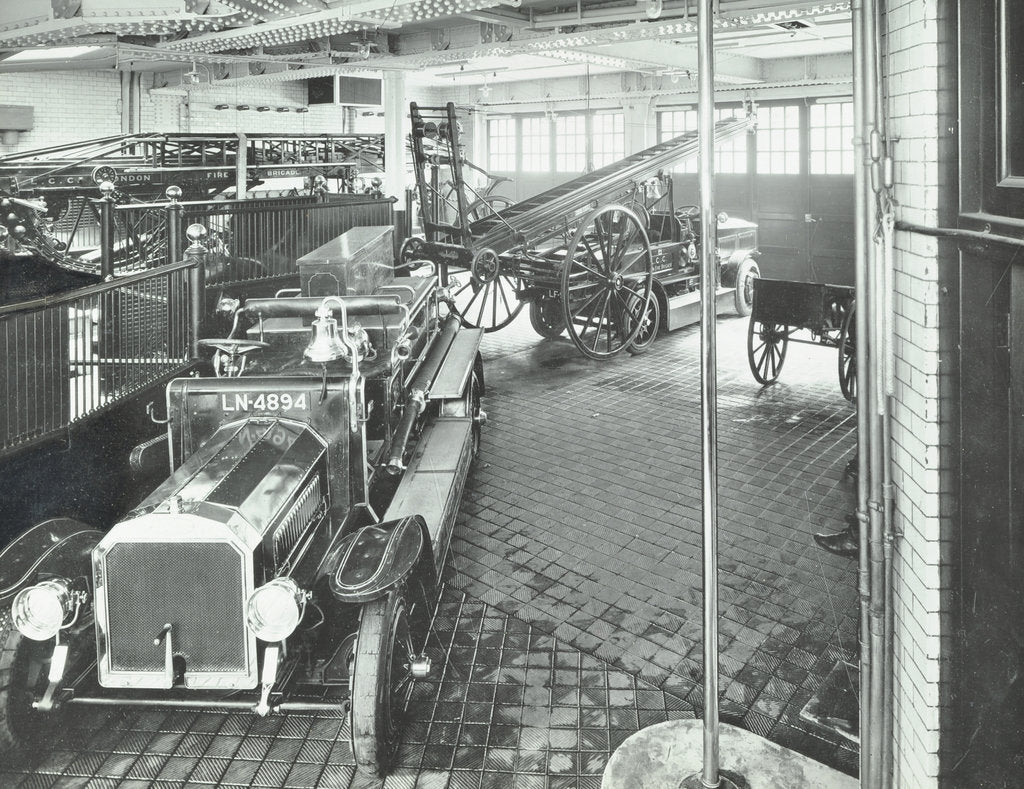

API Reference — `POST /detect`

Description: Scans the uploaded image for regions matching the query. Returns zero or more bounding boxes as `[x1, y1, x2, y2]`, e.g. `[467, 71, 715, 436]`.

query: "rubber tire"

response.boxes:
[733, 258, 759, 317]
[0, 616, 57, 759]
[627, 291, 661, 356]
[529, 297, 565, 339]
[350, 590, 412, 776]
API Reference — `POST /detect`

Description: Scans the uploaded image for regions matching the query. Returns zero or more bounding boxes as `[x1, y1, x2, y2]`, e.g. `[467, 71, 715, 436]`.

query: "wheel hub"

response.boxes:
[610, 274, 624, 291]
[471, 252, 500, 284]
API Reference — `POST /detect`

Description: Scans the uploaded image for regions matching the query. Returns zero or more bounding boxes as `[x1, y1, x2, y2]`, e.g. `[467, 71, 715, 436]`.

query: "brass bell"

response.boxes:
[303, 304, 348, 363]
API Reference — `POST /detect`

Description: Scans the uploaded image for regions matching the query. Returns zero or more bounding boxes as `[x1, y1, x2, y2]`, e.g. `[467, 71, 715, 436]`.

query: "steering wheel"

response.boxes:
[197, 338, 269, 377]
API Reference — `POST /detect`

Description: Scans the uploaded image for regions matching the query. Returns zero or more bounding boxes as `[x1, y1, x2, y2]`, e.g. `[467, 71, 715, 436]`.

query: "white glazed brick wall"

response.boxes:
[0, 71, 124, 154]
[0, 72, 371, 156]
[886, 1, 952, 786]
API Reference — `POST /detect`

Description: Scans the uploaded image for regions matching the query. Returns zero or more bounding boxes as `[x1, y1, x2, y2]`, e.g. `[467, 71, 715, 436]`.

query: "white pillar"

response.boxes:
[472, 107, 489, 191]
[383, 72, 408, 202]
[624, 98, 654, 154]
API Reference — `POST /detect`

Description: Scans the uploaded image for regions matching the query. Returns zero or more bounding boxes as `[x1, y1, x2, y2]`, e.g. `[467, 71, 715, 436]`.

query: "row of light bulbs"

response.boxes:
[212, 105, 310, 112]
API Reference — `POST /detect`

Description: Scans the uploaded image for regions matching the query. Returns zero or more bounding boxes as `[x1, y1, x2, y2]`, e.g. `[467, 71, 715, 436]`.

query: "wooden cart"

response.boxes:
[747, 277, 856, 401]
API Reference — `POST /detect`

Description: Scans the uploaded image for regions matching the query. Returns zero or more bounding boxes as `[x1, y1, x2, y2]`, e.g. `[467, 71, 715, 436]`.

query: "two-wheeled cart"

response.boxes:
[402, 102, 761, 360]
[747, 277, 856, 401]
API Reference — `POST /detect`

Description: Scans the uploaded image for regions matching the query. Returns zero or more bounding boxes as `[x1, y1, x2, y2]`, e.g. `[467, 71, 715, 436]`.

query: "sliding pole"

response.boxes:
[681, 4, 744, 789]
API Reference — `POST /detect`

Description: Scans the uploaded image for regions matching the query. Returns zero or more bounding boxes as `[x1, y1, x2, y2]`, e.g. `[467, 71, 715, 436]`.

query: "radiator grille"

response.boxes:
[273, 477, 323, 565]
[103, 542, 248, 674]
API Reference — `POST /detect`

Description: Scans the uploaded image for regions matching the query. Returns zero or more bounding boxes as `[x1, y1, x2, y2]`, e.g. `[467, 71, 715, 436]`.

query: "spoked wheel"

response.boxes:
[351, 589, 415, 776]
[733, 258, 760, 317]
[747, 318, 789, 385]
[561, 205, 654, 360]
[466, 195, 513, 223]
[448, 248, 524, 332]
[627, 290, 661, 356]
[529, 296, 565, 339]
[0, 617, 62, 757]
[838, 301, 856, 402]
[398, 236, 429, 273]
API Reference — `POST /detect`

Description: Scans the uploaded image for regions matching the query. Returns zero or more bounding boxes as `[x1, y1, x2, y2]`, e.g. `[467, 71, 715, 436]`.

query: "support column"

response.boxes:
[624, 98, 654, 155]
[383, 72, 408, 254]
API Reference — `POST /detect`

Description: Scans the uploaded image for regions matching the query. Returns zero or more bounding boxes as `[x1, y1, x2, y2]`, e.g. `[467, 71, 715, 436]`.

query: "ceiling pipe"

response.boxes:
[530, 0, 848, 30]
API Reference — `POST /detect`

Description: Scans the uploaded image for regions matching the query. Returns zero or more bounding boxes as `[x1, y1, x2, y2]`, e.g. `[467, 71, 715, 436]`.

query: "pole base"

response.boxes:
[680, 769, 751, 789]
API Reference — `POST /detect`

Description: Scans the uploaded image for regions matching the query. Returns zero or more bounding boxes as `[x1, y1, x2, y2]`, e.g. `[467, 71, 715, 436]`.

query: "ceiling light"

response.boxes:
[214, 104, 230, 110]
[236, 104, 250, 111]
[3, 46, 105, 63]
[257, 106, 270, 111]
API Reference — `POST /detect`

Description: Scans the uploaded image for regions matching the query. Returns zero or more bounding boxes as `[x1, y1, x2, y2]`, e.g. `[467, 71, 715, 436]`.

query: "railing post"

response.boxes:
[97, 181, 117, 280]
[165, 184, 183, 265]
[183, 223, 208, 359]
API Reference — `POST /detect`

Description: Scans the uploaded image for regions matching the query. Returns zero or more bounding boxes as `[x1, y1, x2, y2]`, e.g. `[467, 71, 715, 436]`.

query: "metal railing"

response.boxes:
[0, 258, 199, 455]
[83, 193, 393, 282]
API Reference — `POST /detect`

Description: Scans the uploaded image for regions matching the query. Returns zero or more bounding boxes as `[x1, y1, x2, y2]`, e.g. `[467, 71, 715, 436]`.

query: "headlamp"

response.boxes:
[246, 578, 306, 642]
[12, 579, 74, 641]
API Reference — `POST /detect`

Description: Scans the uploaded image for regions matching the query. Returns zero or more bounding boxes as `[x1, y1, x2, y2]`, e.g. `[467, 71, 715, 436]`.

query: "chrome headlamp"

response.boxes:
[246, 577, 306, 642]
[12, 578, 75, 641]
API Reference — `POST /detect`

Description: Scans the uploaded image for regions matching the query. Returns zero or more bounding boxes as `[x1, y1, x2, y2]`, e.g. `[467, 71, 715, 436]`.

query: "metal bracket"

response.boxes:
[254, 643, 280, 716]
[32, 640, 69, 712]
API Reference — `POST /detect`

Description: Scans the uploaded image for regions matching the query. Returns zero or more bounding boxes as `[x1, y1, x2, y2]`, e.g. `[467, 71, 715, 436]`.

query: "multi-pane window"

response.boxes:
[555, 115, 587, 172]
[521, 116, 550, 172]
[657, 107, 747, 173]
[809, 102, 854, 175]
[757, 105, 801, 174]
[487, 118, 516, 172]
[592, 113, 625, 168]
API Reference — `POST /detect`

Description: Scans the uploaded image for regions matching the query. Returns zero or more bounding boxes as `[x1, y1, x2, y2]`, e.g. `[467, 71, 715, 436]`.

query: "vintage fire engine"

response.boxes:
[0, 226, 484, 776]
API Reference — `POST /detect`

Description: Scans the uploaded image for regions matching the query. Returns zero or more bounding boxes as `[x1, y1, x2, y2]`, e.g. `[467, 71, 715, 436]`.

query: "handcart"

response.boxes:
[747, 277, 856, 401]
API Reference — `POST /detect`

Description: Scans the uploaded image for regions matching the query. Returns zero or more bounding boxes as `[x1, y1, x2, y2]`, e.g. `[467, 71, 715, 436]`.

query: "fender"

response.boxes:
[719, 249, 759, 287]
[325, 515, 436, 604]
[0, 518, 102, 605]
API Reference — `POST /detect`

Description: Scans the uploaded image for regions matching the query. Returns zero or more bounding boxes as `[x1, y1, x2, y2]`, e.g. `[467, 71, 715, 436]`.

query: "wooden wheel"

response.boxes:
[466, 195, 513, 223]
[627, 289, 661, 356]
[733, 258, 760, 317]
[838, 301, 856, 402]
[448, 248, 523, 332]
[747, 317, 789, 385]
[561, 205, 654, 360]
[529, 296, 565, 339]
[350, 589, 414, 776]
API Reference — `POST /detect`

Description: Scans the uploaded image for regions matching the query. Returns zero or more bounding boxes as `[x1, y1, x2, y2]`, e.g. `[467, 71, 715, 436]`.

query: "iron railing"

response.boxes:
[0, 258, 199, 455]
[72, 194, 394, 281]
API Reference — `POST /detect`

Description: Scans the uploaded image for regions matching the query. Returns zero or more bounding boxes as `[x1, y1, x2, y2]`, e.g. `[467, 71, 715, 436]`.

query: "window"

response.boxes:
[521, 116, 550, 172]
[592, 113, 625, 168]
[555, 115, 587, 172]
[757, 105, 801, 174]
[487, 118, 516, 172]
[657, 107, 748, 173]
[809, 102, 854, 175]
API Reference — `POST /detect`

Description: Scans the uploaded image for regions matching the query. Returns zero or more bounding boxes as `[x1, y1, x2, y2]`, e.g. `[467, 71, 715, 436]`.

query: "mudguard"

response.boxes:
[328, 515, 436, 604]
[0, 518, 102, 605]
[719, 249, 759, 286]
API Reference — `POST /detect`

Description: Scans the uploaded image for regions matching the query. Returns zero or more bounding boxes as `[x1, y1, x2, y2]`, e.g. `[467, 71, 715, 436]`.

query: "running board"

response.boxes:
[664, 287, 735, 332]
[383, 417, 474, 579]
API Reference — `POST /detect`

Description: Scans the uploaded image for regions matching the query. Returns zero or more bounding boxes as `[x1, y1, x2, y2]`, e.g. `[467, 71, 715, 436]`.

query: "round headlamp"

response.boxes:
[12, 579, 74, 641]
[246, 578, 305, 642]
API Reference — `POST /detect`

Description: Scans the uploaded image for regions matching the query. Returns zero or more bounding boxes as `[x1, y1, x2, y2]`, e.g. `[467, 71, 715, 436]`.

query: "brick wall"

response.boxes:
[0, 72, 372, 156]
[0, 71, 124, 154]
[886, 1, 956, 786]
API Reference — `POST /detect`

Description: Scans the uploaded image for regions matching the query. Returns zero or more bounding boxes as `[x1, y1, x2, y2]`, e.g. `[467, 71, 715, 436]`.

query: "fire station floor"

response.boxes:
[1, 313, 860, 788]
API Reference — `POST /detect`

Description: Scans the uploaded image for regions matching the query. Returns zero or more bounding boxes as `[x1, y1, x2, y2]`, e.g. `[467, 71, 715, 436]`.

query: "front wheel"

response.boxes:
[350, 590, 414, 776]
[0, 618, 59, 758]
[747, 318, 789, 385]
[733, 258, 760, 317]
[627, 291, 661, 356]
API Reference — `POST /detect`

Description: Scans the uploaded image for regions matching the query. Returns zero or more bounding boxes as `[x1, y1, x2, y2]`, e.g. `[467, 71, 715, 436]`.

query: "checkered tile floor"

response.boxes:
[0, 313, 860, 787]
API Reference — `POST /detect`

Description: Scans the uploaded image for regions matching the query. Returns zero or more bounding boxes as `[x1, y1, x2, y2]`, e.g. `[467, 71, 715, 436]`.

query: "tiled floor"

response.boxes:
[0, 312, 860, 787]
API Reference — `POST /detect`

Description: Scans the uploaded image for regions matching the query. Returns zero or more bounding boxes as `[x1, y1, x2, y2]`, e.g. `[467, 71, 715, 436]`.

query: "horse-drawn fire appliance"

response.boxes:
[401, 102, 761, 359]
[0, 225, 484, 776]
